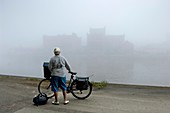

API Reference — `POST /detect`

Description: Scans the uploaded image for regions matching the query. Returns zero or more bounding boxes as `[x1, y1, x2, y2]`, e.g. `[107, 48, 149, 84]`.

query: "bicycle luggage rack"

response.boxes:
[76, 76, 89, 81]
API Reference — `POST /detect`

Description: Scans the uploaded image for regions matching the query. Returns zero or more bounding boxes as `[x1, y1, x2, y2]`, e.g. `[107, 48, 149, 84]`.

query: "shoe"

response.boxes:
[52, 101, 59, 105]
[64, 100, 69, 105]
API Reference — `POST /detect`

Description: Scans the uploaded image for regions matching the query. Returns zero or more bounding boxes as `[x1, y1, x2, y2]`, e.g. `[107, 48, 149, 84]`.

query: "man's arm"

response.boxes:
[64, 58, 71, 72]
[48, 58, 53, 72]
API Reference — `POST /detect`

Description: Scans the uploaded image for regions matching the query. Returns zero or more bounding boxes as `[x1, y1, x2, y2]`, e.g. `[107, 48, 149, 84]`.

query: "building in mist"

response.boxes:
[85, 28, 134, 81]
[41, 28, 134, 81]
[86, 28, 134, 55]
[43, 33, 82, 56]
[135, 36, 170, 57]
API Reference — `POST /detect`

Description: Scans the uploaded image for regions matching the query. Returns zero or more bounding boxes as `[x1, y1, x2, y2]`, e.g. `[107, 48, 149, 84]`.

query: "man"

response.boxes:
[48, 47, 71, 105]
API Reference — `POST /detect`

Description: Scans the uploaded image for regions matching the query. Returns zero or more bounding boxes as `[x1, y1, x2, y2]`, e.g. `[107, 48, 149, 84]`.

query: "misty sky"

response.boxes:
[1, 0, 170, 48]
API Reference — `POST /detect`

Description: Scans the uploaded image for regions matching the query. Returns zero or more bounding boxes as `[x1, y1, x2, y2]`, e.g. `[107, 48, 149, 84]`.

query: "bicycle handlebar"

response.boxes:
[68, 71, 77, 75]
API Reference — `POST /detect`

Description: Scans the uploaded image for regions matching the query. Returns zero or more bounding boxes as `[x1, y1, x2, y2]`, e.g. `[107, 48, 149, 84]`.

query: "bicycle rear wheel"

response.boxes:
[70, 80, 92, 99]
[38, 79, 54, 98]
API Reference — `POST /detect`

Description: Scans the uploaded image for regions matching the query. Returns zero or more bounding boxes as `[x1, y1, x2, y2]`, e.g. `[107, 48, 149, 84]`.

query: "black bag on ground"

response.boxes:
[33, 93, 48, 106]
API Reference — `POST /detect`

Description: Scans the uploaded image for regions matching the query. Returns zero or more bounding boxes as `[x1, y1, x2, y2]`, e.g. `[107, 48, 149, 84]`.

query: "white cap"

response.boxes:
[54, 47, 61, 55]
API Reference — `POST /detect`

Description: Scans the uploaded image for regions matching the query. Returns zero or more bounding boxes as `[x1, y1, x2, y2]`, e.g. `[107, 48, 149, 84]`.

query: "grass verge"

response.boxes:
[92, 81, 108, 89]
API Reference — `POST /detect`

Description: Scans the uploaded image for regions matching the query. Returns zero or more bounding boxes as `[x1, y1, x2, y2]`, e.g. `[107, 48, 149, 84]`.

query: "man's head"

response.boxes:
[54, 47, 61, 55]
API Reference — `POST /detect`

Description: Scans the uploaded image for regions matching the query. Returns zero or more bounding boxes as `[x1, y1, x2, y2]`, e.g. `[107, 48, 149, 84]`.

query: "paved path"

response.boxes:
[1, 75, 170, 113]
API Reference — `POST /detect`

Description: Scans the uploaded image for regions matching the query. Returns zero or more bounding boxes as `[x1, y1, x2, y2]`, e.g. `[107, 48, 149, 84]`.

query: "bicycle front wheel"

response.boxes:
[70, 80, 92, 99]
[38, 79, 54, 98]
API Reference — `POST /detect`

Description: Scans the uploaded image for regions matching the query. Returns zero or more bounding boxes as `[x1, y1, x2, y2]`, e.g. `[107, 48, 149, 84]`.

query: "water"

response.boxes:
[1, 54, 170, 87]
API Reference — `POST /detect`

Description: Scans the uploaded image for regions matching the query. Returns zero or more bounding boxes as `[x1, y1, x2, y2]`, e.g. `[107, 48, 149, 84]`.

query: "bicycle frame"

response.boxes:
[66, 73, 76, 93]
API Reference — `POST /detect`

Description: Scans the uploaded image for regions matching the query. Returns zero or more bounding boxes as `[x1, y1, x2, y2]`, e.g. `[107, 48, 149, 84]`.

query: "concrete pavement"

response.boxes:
[1, 75, 170, 113]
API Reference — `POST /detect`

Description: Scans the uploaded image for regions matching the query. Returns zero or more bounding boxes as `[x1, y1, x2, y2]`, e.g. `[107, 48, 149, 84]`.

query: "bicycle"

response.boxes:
[38, 63, 93, 99]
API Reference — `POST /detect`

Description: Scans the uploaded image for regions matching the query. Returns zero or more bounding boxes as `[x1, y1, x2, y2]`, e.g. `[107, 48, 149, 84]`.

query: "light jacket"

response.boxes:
[48, 55, 71, 77]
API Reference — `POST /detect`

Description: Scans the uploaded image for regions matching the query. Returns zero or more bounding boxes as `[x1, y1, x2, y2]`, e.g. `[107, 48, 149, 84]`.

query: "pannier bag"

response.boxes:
[43, 62, 51, 79]
[33, 93, 48, 106]
[76, 77, 89, 90]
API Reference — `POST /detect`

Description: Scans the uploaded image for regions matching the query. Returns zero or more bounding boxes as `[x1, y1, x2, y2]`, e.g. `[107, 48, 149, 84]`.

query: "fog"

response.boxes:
[1, 0, 170, 86]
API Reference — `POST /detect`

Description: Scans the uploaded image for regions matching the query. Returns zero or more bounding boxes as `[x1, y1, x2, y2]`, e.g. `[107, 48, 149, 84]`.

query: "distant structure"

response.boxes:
[86, 28, 134, 55]
[136, 36, 170, 56]
[43, 33, 82, 55]
[42, 28, 134, 81]
[85, 28, 134, 80]
[43, 28, 134, 56]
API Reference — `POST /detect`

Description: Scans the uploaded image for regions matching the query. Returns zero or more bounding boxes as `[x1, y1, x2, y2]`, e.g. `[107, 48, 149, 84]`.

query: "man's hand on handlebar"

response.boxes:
[68, 71, 77, 75]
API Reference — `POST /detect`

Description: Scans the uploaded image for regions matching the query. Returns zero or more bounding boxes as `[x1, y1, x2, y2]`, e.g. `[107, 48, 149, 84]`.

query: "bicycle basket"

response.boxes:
[76, 77, 89, 90]
[43, 62, 51, 79]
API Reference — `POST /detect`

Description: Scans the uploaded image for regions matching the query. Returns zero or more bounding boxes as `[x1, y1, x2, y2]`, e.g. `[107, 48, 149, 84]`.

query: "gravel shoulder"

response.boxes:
[1, 75, 170, 113]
